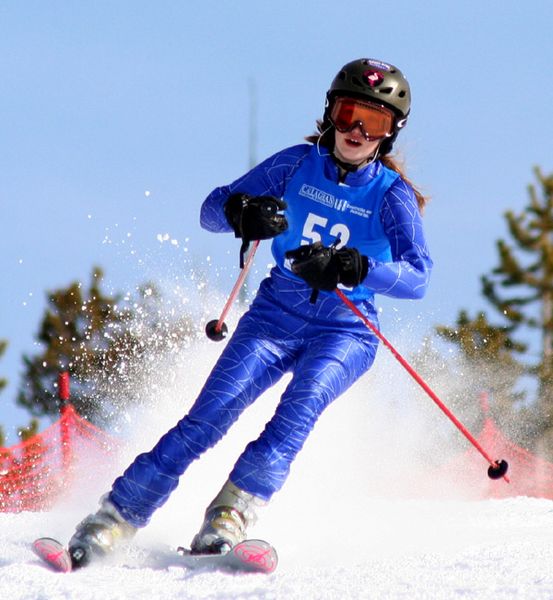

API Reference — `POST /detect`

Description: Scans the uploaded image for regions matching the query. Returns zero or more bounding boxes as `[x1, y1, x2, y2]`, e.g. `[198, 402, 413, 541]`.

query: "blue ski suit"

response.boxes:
[109, 144, 433, 528]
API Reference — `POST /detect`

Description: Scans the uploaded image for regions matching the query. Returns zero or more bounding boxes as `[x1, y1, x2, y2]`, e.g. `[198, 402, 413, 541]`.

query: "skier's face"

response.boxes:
[333, 127, 381, 166]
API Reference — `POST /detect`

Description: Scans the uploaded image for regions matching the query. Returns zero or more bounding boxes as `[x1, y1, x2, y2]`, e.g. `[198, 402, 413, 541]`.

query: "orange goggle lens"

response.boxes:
[330, 98, 394, 141]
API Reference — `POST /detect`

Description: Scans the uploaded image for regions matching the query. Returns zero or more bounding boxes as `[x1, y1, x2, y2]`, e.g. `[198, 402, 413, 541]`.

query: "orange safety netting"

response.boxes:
[436, 393, 553, 499]
[0, 404, 118, 512]
[438, 417, 553, 499]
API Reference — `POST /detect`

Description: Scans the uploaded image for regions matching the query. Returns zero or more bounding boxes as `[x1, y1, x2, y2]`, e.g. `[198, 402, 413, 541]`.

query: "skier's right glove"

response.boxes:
[224, 193, 288, 242]
[285, 241, 369, 291]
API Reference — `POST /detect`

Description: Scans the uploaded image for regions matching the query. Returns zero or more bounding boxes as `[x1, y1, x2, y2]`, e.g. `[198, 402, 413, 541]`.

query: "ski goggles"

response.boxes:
[329, 97, 395, 141]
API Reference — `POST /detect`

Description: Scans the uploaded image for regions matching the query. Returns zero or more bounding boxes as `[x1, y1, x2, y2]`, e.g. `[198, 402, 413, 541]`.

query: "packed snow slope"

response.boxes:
[4, 317, 553, 599]
[4, 497, 553, 599]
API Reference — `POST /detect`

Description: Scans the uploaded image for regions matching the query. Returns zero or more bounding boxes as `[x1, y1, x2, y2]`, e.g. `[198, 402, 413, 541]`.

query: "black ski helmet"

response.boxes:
[324, 58, 411, 155]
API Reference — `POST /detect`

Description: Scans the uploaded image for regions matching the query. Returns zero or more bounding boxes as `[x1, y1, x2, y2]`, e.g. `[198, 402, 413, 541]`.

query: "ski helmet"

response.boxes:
[324, 58, 411, 155]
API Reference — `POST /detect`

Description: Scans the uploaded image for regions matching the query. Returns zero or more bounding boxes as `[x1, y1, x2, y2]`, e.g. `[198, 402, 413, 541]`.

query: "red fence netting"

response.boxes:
[430, 392, 553, 500]
[0, 374, 119, 512]
[437, 414, 553, 499]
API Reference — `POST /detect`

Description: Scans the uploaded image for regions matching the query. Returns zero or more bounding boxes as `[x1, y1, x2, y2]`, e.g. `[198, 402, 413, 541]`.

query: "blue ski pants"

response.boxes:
[109, 273, 379, 527]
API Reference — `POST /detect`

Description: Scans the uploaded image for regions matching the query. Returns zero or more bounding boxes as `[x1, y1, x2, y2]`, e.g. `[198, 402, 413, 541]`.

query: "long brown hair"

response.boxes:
[306, 122, 429, 213]
[380, 154, 429, 213]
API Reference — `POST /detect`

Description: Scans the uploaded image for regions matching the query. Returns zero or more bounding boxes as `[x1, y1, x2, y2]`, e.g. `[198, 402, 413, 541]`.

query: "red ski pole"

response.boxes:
[205, 240, 260, 341]
[335, 289, 510, 483]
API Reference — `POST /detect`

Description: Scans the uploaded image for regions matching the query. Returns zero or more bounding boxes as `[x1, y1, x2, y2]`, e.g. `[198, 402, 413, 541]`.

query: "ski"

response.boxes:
[32, 537, 72, 573]
[152, 539, 278, 574]
[32, 536, 278, 575]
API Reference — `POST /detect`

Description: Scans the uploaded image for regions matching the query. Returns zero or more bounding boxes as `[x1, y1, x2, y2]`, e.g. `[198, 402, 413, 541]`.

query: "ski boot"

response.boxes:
[190, 480, 266, 555]
[68, 494, 137, 569]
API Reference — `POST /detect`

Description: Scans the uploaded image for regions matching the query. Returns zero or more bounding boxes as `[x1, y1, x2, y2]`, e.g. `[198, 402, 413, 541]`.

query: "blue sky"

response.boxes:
[1, 1, 552, 442]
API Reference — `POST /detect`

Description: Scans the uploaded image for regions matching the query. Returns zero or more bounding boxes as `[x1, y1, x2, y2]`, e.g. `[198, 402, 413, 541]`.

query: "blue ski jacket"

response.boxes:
[201, 144, 432, 304]
[108, 144, 432, 526]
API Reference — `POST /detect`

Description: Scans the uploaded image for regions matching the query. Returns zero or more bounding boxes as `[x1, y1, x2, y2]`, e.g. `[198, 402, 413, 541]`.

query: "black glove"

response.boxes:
[285, 242, 369, 291]
[224, 193, 288, 242]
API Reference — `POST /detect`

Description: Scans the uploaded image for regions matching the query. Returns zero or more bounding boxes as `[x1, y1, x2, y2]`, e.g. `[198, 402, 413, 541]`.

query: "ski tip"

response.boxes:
[32, 537, 73, 573]
[232, 539, 278, 574]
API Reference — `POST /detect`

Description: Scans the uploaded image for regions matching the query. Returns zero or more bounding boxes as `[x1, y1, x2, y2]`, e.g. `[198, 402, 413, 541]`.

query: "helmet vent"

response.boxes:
[379, 87, 393, 95]
[398, 90, 406, 98]
[351, 76, 364, 88]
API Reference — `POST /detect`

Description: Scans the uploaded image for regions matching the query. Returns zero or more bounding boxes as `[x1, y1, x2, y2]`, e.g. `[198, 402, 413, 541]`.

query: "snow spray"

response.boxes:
[335, 289, 510, 482]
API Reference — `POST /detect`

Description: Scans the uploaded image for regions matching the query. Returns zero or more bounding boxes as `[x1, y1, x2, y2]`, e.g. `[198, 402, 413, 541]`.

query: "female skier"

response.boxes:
[67, 57, 432, 568]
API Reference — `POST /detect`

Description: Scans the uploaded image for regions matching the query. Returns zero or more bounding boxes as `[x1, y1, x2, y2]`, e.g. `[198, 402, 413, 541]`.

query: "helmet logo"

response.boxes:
[363, 69, 384, 88]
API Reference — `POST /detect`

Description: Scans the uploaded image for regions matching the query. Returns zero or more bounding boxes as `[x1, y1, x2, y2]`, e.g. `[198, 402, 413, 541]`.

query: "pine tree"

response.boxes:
[436, 168, 553, 453]
[17, 267, 196, 426]
[480, 168, 553, 450]
[0, 339, 48, 447]
[435, 310, 528, 437]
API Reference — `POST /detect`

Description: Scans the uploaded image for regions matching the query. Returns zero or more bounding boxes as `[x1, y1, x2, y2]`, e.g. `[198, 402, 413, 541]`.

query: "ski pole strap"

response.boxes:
[239, 240, 251, 269]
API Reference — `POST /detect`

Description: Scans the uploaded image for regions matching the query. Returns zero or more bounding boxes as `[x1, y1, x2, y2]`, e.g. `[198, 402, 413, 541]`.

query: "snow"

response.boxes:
[4, 497, 553, 599]
[3, 320, 553, 599]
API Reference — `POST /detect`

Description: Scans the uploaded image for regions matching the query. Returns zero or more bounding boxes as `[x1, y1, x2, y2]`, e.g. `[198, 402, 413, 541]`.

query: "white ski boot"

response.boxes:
[190, 480, 266, 555]
[68, 495, 137, 568]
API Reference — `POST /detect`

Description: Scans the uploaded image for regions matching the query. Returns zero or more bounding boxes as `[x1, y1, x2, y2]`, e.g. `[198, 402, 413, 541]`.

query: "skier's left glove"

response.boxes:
[224, 193, 288, 242]
[285, 242, 369, 291]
